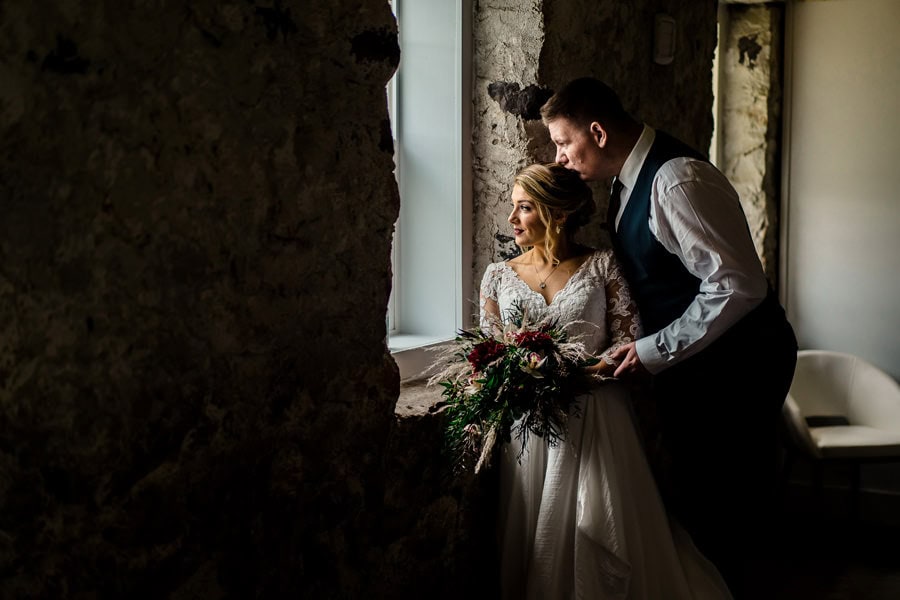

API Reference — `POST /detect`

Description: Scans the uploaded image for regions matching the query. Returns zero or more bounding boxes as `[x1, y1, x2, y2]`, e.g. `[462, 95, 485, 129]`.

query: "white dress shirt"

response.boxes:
[612, 125, 769, 374]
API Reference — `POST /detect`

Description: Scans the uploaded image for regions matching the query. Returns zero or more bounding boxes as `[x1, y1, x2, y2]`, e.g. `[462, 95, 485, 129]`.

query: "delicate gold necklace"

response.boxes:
[532, 258, 560, 290]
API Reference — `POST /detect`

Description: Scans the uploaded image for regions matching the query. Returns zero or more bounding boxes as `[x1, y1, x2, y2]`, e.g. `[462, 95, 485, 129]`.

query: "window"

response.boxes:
[388, 0, 473, 380]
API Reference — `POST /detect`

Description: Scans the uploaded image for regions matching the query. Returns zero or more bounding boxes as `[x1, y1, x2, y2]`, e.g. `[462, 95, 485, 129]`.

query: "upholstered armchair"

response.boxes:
[781, 350, 900, 516]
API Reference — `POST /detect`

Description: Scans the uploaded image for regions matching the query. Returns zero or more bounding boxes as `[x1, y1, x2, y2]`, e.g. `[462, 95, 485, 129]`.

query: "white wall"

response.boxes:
[784, 0, 900, 380]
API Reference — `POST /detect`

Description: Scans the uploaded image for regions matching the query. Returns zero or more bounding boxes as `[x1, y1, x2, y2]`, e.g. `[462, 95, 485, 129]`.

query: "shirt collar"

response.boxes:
[618, 124, 655, 191]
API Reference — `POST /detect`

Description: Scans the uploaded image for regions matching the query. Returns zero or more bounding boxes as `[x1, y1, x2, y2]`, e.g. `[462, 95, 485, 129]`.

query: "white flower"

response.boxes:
[465, 373, 483, 395]
[521, 351, 547, 378]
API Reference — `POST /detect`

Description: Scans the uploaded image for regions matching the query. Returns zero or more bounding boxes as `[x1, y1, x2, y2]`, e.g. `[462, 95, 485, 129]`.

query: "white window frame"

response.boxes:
[388, 0, 473, 381]
[386, 54, 400, 337]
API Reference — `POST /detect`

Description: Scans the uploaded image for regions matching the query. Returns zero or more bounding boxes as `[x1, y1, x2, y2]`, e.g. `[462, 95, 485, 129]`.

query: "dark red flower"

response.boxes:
[467, 339, 506, 370]
[513, 330, 553, 351]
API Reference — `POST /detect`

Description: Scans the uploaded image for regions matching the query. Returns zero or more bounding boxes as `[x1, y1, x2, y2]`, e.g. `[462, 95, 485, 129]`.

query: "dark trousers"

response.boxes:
[653, 294, 797, 598]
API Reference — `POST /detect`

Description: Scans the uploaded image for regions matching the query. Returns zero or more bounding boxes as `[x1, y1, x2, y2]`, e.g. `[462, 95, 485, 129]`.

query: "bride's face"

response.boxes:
[509, 185, 547, 247]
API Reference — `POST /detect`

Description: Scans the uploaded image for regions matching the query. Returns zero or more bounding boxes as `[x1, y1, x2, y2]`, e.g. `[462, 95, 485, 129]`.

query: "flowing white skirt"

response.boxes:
[498, 382, 733, 600]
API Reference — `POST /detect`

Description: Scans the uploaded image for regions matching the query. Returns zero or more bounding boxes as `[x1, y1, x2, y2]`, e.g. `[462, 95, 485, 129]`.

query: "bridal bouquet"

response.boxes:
[428, 306, 598, 474]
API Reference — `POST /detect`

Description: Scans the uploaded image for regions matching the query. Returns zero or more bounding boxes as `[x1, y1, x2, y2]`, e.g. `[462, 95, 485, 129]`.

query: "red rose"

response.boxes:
[513, 330, 553, 351]
[466, 339, 506, 370]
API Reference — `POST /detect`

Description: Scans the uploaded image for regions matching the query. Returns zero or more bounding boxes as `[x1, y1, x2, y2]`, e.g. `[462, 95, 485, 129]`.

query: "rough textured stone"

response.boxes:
[720, 3, 783, 282]
[378, 380, 498, 599]
[0, 0, 399, 597]
[487, 81, 554, 120]
[472, 0, 546, 288]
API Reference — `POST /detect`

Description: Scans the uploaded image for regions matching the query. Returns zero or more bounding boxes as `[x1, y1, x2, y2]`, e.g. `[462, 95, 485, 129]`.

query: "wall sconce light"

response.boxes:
[654, 14, 676, 65]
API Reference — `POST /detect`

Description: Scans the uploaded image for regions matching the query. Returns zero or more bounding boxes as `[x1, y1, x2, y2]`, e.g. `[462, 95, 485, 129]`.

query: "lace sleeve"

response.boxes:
[479, 263, 502, 332]
[599, 254, 643, 365]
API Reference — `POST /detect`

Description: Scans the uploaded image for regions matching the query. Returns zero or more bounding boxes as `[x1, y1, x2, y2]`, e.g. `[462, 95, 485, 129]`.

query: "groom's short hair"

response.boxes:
[541, 78, 630, 128]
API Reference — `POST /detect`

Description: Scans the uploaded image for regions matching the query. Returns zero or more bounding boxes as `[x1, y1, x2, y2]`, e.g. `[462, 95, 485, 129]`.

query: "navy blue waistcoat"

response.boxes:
[610, 131, 706, 335]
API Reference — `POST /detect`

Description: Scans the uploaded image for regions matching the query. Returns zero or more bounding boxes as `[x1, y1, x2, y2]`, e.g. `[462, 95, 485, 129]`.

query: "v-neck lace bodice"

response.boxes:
[501, 254, 592, 307]
[480, 249, 640, 358]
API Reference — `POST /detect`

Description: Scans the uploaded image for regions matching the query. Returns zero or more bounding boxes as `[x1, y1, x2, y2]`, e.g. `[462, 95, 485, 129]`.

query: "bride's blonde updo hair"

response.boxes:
[514, 162, 596, 263]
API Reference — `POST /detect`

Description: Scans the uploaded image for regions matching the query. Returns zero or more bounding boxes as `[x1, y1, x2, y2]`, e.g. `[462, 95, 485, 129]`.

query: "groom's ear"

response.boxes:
[589, 121, 607, 148]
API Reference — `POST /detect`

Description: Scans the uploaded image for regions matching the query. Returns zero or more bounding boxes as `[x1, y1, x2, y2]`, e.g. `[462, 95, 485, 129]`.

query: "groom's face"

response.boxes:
[547, 117, 610, 182]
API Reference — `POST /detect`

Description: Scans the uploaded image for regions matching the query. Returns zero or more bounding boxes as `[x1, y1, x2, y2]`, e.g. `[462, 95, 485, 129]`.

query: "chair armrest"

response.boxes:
[782, 394, 820, 458]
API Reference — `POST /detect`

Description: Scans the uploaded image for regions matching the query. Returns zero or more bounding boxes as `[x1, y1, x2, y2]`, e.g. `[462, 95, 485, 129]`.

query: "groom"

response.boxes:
[540, 78, 797, 596]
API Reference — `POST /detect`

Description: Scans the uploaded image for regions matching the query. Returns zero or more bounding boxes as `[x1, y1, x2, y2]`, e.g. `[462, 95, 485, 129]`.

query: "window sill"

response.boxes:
[389, 333, 454, 382]
[394, 377, 445, 419]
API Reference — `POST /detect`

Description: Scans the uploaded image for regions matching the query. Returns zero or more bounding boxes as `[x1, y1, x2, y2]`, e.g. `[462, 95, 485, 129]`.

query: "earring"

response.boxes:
[555, 225, 561, 234]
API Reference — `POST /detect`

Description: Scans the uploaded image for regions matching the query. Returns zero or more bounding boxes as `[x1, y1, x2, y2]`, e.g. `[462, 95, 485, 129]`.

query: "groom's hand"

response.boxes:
[610, 342, 649, 379]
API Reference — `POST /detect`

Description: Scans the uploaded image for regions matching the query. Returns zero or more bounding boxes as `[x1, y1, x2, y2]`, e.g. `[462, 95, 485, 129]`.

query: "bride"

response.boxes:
[480, 163, 731, 599]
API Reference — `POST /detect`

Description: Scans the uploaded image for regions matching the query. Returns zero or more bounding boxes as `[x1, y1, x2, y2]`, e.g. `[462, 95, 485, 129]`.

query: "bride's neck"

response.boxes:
[531, 239, 578, 264]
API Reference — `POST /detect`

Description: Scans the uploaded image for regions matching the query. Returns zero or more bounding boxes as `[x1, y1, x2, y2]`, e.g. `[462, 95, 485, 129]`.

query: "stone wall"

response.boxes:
[472, 0, 719, 292]
[472, 0, 547, 276]
[0, 1, 399, 598]
[378, 382, 498, 600]
[719, 2, 784, 281]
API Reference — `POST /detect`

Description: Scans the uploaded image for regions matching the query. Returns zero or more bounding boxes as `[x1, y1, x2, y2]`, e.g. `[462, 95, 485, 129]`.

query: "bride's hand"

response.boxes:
[584, 358, 617, 380]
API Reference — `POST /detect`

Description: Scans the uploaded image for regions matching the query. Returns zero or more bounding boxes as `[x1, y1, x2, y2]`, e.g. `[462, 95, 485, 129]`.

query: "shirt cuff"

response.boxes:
[635, 335, 669, 374]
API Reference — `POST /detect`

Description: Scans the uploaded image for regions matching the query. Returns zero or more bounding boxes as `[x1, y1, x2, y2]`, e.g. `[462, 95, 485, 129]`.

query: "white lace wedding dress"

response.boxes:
[480, 248, 732, 600]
